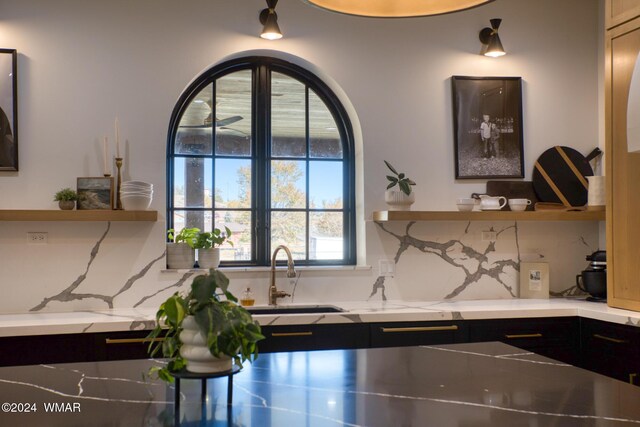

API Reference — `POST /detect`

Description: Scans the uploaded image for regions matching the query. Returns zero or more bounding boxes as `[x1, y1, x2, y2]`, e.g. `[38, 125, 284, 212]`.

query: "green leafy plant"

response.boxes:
[53, 188, 79, 202]
[167, 227, 200, 248]
[384, 160, 416, 196]
[147, 269, 264, 383]
[194, 226, 233, 250]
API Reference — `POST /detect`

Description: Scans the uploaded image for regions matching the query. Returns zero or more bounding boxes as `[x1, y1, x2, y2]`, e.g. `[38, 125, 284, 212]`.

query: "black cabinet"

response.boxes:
[92, 330, 164, 361]
[369, 320, 467, 348]
[0, 333, 94, 367]
[467, 317, 579, 365]
[579, 318, 640, 385]
[258, 323, 369, 353]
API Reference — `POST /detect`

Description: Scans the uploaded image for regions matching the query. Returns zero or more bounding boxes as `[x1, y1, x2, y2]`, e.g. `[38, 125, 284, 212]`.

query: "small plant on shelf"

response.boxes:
[147, 269, 264, 382]
[384, 161, 416, 211]
[167, 227, 200, 247]
[166, 227, 200, 269]
[193, 226, 233, 250]
[53, 188, 79, 210]
[384, 160, 416, 196]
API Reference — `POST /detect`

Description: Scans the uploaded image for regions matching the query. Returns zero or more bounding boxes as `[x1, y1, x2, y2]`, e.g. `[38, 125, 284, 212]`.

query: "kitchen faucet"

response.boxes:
[269, 245, 296, 305]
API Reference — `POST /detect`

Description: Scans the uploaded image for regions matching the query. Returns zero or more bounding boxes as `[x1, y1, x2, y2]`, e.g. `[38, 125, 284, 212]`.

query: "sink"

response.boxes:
[246, 305, 345, 315]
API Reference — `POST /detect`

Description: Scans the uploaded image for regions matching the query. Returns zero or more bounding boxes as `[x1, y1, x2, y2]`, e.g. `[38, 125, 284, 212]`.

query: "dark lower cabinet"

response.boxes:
[580, 318, 640, 385]
[369, 320, 467, 348]
[258, 323, 369, 353]
[467, 317, 580, 365]
[92, 330, 164, 361]
[0, 333, 94, 367]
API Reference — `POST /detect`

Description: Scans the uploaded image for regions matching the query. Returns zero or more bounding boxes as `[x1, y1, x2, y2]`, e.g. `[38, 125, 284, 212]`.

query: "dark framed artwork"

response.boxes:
[0, 49, 17, 171]
[77, 177, 114, 210]
[451, 76, 524, 179]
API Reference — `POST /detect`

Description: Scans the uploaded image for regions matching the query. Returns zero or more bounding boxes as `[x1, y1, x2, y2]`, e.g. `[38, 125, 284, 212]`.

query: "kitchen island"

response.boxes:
[1, 342, 639, 426]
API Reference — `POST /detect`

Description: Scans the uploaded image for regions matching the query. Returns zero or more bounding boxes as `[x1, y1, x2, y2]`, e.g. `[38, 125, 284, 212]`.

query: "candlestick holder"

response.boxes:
[115, 157, 123, 210]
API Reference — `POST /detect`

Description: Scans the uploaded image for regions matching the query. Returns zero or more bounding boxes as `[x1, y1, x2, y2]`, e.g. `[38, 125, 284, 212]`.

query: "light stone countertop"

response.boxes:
[2, 298, 640, 337]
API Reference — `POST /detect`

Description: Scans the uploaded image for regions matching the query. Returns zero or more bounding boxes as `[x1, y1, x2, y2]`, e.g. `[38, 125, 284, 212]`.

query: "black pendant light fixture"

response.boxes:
[260, 0, 282, 40]
[479, 18, 506, 57]
[299, 0, 494, 18]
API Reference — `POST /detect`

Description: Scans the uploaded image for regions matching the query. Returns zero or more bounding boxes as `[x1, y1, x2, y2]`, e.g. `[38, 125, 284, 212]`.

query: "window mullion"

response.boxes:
[255, 62, 270, 265]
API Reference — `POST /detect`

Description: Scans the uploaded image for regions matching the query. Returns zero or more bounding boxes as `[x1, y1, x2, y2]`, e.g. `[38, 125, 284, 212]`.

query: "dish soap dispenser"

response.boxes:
[240, 287, 255, 307]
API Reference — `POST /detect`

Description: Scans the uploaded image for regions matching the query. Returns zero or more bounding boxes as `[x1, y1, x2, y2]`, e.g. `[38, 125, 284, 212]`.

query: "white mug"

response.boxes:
[479, 195, 507, 210]
[508, 198, 532, 211]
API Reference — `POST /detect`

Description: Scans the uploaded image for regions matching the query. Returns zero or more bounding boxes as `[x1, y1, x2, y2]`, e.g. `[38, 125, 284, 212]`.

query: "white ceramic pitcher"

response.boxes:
[478, 195, 507, 210]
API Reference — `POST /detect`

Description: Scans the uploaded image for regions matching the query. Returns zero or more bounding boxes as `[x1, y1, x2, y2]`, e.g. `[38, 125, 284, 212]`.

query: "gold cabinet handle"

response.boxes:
[271, 332, 313, 337]
[630, 373, 637, 385]
[593, 334, 628, 344]
[504, 333, 543, 339]
[381, 325, 458, 333]
[105, 337, 165, 345]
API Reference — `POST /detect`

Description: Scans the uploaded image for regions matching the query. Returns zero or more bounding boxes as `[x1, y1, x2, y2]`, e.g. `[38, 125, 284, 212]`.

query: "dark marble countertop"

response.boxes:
[1, 342, 639, 426]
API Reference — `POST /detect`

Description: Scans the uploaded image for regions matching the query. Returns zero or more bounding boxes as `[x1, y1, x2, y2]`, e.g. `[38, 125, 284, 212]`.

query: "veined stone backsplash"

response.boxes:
[0, 219, 598, 314]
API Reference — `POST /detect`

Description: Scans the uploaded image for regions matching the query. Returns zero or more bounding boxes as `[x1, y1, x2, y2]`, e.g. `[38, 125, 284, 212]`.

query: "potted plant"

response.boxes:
[384, 160, 416, 210]
[147, 269, 264, 380]
[194, 226, 233, 269]
[166, 227, 200, 269]
[53, 188, 78, 210]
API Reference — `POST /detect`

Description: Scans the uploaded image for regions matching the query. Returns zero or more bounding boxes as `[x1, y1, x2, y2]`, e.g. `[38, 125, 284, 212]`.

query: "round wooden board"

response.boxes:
[532, 146, 593, 207]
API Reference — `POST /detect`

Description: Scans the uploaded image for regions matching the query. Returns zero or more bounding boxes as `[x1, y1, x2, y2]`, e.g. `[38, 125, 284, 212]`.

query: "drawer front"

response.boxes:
[0, 334, 94, 367]
[370, 321, 466, 348]
[259, 323, 369, 353]
[94, 330, 163, 361]
[469, 317, 578, 350]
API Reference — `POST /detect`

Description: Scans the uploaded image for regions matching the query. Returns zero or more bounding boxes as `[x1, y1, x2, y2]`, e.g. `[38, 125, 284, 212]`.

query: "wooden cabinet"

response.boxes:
[606, 14, 640, 311]
[467, 317, 579, 365]
[606, 0, 640, 29]
[258, 323, 369, 353]
[580, 318, 640, 385]
[369, 320, 467, 348]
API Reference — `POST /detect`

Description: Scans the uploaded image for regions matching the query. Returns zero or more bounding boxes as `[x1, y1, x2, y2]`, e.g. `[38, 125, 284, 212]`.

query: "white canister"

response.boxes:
[587, 176, 605, 208]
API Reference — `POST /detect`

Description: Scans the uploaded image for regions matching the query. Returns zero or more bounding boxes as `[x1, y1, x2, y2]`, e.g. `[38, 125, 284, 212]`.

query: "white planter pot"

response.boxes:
[385, 189, 415, 211]
[198, 247, 220, 269]
[179, 316, 232, 373]
[166, 242, 195, 269]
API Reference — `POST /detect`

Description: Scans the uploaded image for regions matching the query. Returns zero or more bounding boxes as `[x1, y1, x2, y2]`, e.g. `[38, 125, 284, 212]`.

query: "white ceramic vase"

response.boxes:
[385, 189, 415, 211]
[166, 242, 195, 269]
[179, 316, 232, 373]
[198, 247, 220, 269]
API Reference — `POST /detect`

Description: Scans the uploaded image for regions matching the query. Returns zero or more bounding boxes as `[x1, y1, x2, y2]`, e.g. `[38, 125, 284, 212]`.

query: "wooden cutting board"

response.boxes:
[486, 181, 538, 211]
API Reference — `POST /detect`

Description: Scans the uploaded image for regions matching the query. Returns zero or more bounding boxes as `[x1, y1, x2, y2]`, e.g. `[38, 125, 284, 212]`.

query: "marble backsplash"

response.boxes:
[0, 219, 599, 314]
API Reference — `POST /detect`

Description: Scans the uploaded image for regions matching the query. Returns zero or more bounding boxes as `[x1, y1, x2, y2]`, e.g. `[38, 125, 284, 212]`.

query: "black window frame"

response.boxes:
[167, 56, 356, 266]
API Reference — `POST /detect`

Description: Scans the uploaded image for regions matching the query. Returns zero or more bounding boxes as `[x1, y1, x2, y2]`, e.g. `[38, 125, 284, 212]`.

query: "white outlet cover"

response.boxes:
[27, 232, 48, 244]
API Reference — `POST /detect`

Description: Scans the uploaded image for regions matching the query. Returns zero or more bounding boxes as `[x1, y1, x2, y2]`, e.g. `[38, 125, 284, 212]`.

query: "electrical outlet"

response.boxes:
[379, 259, 395, 277]
[27, 232, 48, 244]
[481, 231, 497, 242]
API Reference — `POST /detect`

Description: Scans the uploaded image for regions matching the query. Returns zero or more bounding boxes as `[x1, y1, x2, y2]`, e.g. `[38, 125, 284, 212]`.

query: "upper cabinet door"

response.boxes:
[606, 0, 640, 30]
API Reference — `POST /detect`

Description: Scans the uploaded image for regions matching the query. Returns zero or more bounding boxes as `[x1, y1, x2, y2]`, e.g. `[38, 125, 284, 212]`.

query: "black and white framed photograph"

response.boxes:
[77, 177, 114, 210]
[451, 76, 524, 179]
[0, 49, 17, 171]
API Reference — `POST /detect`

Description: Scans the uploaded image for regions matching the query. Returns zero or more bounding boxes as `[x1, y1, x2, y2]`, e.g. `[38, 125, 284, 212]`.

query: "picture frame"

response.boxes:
[519, 262, 550, 299]
[77, 177, 114, 210]
[451, 76, 524, 179]
[0, 49, 18, 171]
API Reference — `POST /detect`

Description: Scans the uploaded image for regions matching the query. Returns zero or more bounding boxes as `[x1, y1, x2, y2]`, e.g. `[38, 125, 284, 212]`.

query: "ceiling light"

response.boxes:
[479, 18, 506, 57]
[299, 0, 493, 18]
[260, 0, 283, 40]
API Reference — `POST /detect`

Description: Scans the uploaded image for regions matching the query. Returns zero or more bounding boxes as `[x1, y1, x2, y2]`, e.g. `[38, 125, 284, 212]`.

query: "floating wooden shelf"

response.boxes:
[0, 210, 158, 222]
[373, 210, 606, 222]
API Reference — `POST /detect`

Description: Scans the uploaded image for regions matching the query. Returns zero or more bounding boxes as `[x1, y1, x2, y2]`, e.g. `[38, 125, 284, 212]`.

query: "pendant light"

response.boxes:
[260, 0, 282, 40]
[299, 0, 494, 18]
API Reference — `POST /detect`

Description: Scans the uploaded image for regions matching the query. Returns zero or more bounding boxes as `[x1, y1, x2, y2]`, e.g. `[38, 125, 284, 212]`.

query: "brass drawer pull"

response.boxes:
[504, 333, 543, 339]
[271, 332, 313, 337]
[594, 334, 628, 344]
[105, 337, 165, 345]
[381, 325, 458, 333]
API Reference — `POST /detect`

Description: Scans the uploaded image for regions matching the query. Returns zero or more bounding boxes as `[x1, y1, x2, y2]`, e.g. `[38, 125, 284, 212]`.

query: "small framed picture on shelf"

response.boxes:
[77, 177, 114, 210]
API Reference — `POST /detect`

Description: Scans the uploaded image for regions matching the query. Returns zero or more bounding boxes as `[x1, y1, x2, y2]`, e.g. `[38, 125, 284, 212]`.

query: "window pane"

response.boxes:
[215, 159, 251, 209]
[309, 161, 342, 209]
[172, 210, 208, 233]
[309, 90, 342, 159]
[173, 158, 212, 209]
[310, 212, 343, 260]
[271, 160, 306, 209]
[271, 211, 306, 260]
[216, 70, 252, 156]
[272, 72, 306, 157]
[176, 84, 213, 155]
[214, 210, 252, 262]
[175, 128, 212, 155]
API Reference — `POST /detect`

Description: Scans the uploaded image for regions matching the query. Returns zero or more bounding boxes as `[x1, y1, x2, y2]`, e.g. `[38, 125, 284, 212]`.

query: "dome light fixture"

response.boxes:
[479, 18, 506, 57]
[299, 0, 494, 18]
[260, 0, 283, 40]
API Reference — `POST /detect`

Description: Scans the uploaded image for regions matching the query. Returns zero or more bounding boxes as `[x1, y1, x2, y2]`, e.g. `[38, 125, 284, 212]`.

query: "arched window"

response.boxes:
[167, 57, 356, 266]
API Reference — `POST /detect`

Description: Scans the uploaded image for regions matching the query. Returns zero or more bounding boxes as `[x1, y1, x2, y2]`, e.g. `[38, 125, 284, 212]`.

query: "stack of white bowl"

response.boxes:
[120, 181, 153, 210]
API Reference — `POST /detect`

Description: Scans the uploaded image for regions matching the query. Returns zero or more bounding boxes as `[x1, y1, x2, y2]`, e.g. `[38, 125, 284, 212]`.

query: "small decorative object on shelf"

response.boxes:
[194, 227, 233, 269]
[77, 177, 114, 210]
[53, 188, 78, 210]
[166, 227, 199, 269]
[146, 269, 264, 380]
[384, 160, 416, 211]
[115, 157, 123, 210]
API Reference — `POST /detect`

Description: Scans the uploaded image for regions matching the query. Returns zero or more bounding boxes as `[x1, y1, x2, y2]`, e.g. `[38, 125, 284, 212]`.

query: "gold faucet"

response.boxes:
[269, 245, 295, 305]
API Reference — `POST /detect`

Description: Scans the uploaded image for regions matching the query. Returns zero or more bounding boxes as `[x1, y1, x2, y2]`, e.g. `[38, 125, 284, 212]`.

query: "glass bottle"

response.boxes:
[240, 287, 255, 307]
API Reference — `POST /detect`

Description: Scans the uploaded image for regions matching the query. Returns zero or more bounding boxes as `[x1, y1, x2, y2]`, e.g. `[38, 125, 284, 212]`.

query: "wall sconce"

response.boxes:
[479, 18, 505, 57]
[299, 0, 494, 18]
[260, 0, 282, 40]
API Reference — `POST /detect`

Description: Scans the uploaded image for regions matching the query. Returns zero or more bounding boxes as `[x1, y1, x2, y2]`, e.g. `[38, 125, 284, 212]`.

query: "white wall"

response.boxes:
[0, 0, 601, 314]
